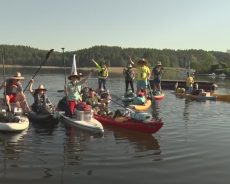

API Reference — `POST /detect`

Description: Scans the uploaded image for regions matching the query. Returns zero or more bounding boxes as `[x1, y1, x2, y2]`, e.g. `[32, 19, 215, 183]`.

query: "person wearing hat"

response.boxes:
[185, 72, 194, 94]
[29, 79, 53, 113]
[123, 59, 135, 93]
[65, 71, 91, 117]
[136, 58, 151, 96]
[151, 61, 164, 94]
[0, 72, 30, 112]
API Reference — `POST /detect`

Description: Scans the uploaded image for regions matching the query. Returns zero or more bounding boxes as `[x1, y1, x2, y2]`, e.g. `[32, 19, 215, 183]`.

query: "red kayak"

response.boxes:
[94, 114, 163, 134]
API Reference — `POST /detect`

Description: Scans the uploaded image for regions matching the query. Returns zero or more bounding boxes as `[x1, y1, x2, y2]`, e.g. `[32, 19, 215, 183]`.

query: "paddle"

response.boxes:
[23, 49, 54, 92]
[1, 50, 11, 112]
[110, 94, 134, 113]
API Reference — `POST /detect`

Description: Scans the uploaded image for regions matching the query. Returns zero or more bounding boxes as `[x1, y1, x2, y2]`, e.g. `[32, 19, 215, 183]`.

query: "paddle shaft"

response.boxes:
[23, 49, 54, 92]
[1, 50, 10, 111]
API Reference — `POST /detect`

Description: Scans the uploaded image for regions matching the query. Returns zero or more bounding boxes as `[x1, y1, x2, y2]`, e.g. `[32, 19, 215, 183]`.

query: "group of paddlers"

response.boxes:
[0, 72, 54, 115]
[0, 57, 164, 118]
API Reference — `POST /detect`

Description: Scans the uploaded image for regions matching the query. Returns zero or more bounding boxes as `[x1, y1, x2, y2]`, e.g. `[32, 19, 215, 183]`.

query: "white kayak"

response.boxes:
[0, 115, 29, 132]
[59, 111, 104, 134]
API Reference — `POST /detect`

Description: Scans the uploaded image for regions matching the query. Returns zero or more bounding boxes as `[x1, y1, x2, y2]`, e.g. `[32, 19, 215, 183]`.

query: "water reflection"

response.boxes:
[31, 120, 59, 135]
[183, 98, 191, 121]
[151, 100, 161, 120]
[0, 130, 28, 177]
[113, 128, 160, 151]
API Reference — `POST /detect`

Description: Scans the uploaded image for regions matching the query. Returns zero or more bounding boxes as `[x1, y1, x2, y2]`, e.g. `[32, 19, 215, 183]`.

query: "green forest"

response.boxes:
[0, 44, 230, 75]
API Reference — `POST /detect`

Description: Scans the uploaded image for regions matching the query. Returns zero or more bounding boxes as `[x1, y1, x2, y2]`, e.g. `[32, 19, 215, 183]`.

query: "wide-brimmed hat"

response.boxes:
[157, 61, 162, 66]
[11, 72, 24, 80]
[35, 84, 47, 91]
[137, 58, 148, 65]
[68, 71, 82, 80]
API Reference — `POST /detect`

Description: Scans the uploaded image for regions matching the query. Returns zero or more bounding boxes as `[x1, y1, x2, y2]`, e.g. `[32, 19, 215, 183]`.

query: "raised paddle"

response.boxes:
[23, 49, 54, 92]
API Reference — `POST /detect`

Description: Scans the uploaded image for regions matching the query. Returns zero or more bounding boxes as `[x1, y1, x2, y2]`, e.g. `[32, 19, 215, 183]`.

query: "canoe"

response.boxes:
[128, 99, 152, 112]
[59, 111, 104, 134]
[27, 111, 59, 124]
[94, 114, 163, 134]
[0, 115, 29, 132]
[210, 93, 230, 102]
[175, 92, 216, 101]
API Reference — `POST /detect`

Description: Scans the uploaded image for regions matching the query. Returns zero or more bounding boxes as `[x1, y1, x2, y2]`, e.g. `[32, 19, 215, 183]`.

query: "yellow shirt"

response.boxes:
[186, 76, 194, 87]
[137, 65, 151, 80]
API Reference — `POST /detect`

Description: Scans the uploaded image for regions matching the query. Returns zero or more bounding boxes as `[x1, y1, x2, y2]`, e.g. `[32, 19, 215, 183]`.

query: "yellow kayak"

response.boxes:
[129, 99, 152, 112]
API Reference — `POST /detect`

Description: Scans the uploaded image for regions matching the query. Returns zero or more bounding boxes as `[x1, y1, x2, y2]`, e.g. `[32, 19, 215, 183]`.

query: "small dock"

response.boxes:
[149, 79, 217, 91]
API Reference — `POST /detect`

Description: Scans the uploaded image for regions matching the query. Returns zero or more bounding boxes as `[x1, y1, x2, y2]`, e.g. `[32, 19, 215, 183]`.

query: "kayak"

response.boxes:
[128, 99, 152, 112]
[27, 111, 59, 124]
[175, 91, 216, 101]
[94, 114, 163, 134]
[210, 93, 230, 102]
[0, 115, 29, 132]
[59, 111, 104, 134]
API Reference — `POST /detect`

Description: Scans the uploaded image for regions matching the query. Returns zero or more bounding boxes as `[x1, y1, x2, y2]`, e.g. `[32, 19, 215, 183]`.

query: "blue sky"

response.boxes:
[0, 0, 230, 52]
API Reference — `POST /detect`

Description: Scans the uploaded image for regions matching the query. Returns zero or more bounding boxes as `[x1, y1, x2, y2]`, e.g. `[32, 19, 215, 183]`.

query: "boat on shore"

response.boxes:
[59, 111, 104, 134]
[94, 114, 163, 134]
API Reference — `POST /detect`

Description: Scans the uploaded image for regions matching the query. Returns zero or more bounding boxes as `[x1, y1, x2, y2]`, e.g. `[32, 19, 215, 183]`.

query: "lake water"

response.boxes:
[0, 69, 230, 184]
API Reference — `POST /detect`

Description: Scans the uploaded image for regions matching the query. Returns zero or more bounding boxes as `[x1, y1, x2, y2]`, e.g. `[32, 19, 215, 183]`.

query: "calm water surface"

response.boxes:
[0, 70, 230, 184]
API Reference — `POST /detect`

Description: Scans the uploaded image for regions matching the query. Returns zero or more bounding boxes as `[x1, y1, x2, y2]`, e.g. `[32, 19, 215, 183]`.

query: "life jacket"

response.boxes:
[32, 93, 49, 113]
[6, 79, 21, 95]
[124, 68, 134, 81]
[98, 67, 108, 78]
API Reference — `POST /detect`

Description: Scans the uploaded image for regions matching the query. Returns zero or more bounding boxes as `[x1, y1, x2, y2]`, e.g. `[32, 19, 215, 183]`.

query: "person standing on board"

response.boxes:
[123, 58, 135, 93]
[135, 58, 151, 97]
[185, 72, 194, 94]
[65, 71, 90, 117]
[152, 61, 164, 94]
[0, 72, 30, 112]
[92, 59, 109, 91]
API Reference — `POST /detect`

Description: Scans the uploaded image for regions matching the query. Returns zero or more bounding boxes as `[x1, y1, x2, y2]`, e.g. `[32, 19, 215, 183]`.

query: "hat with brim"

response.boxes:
[137, 58, 148, 65]
[11, 72, 24, 80]
[127, 64, 132, 68]
[157, 61, 162, 66]
[35, 84, 47, 91]
[68, 71, 82, 80]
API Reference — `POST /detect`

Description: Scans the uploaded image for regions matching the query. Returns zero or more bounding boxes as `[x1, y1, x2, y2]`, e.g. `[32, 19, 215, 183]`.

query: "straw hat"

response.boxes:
[137, 58, 148, 65]
[11, 72, 24, 80]
[68, 71, 82, 80]
[35, 84, 47, 91]
[157, 61, 162, 66]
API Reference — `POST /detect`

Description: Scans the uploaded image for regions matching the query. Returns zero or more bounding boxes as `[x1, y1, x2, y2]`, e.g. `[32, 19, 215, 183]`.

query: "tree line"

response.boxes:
[0, 44, 230, 74]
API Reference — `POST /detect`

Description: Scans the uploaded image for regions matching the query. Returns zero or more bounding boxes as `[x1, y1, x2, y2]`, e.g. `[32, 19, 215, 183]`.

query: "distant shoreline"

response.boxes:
[0, 65, 185, 75]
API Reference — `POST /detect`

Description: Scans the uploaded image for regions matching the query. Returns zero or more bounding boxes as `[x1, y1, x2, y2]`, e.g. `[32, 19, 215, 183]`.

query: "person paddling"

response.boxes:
[0, 72, 30, 112]
[92, 59, 109, 91]
[29, 79, 54, 114]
